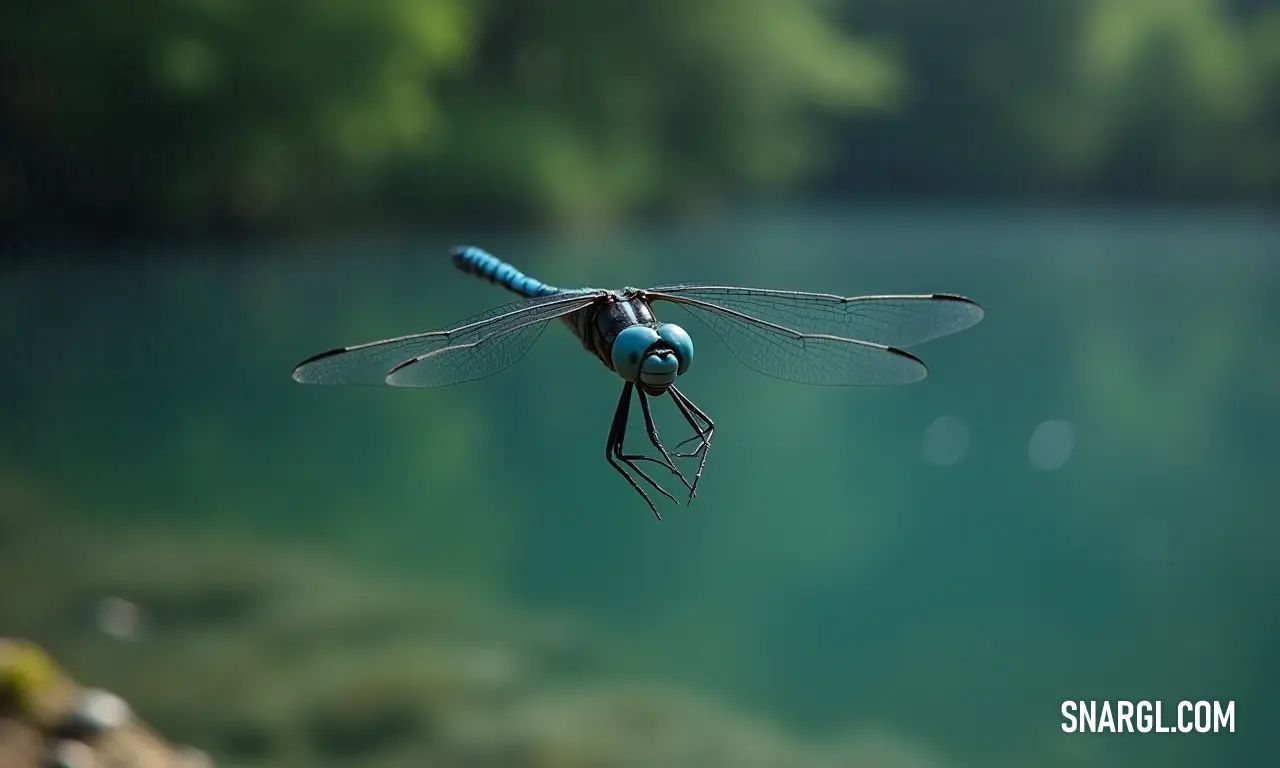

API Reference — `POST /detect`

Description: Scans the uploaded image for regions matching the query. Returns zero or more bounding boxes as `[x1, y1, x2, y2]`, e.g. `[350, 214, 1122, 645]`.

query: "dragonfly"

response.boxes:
[292, 246, 984, 520]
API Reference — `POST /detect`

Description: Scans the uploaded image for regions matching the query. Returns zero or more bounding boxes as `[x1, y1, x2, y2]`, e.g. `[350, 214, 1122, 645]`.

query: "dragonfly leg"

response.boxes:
[672, 431, 709, 459]
[670, 391, 713, 459]
[612, 384, 690, 496]
[613, 397, 684, 506]
[604, 383, 677, 520]
[668, 386, 714, 503]
[636, 388, 694, 494]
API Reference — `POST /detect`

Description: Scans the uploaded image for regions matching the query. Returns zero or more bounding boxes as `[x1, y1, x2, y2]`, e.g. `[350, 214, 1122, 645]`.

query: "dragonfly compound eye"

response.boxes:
[611, 325, 661, 383]
[657, 323, 693, 375]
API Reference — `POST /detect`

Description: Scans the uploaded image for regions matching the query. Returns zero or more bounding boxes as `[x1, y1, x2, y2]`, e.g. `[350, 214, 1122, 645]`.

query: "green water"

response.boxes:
[3, 206, 1276, 766]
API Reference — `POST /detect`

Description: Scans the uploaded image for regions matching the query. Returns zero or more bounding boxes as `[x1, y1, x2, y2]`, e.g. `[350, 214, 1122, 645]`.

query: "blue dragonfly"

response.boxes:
[292, 246, 984, 519]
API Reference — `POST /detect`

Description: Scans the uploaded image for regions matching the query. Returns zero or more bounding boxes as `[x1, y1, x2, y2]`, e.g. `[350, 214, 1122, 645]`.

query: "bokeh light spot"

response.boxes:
[922, 415, 970, 467]
[1029, 419, 1076, 471]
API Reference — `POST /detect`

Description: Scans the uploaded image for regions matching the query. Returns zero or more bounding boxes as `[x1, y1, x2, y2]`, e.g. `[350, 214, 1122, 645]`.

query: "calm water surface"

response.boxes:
[2, 206, 1276, 767]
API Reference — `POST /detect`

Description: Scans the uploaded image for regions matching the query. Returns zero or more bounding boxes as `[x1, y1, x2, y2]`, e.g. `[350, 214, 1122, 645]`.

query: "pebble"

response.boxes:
[60, 689, 131, 737]
[47, 739, 96, 768]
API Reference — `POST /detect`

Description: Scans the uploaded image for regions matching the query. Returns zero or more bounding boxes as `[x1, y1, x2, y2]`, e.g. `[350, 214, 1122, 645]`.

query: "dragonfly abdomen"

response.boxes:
[452, 246, 561, 298]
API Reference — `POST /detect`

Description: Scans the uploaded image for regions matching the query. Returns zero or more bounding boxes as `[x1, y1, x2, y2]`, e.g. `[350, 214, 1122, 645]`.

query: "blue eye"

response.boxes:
[611, 326, 660, 383]
[657, 323, 693, 375]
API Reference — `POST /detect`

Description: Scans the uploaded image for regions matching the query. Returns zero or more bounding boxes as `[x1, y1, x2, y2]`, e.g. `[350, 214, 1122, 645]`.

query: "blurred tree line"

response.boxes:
[2, 0, 1277, 242]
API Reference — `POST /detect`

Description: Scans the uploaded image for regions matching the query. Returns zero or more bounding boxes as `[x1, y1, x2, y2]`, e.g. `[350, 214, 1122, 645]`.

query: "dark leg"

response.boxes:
[636, 388, 693, 494]
[671, 402, 713, 459]
[668, 386, 714, 503]
[609, 389, 691, 486]
[670, 391, 713, 459]
[604, 383, 675, 520]
[612, 386, 681, 505]
[672, 431, 709, 458]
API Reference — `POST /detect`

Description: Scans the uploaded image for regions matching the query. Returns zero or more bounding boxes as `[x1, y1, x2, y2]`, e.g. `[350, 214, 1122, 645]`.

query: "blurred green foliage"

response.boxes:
[834, 0, 1280, 201]
[2, 0, 481, 236]
[2, 0, 1277, 241]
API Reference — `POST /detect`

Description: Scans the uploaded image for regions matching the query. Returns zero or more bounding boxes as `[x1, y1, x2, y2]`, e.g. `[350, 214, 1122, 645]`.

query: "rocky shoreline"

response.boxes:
[1, 639, 212, 768]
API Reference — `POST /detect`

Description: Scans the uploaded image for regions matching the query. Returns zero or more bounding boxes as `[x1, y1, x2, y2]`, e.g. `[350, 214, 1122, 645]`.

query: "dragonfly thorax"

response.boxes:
[572, 294, 693, 391]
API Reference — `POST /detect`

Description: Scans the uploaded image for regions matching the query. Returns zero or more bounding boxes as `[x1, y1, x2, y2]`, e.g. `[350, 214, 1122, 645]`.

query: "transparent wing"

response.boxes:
[648, 292, 928, 386]
[386, 315, 555, 388]
[292, 289, 605, 386]
[647, 285, 984, 348]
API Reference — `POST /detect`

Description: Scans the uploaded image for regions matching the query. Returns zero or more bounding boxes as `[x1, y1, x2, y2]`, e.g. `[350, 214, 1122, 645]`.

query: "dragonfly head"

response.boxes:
[611, 323, 694, 390]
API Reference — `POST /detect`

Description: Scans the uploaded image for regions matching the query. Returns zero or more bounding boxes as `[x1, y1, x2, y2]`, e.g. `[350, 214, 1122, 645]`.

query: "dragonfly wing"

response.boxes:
[649, 292, 928, 386]
[292, 290, 605, 386]
[648, 285, 983, 348]
[386, 315, 555, 388]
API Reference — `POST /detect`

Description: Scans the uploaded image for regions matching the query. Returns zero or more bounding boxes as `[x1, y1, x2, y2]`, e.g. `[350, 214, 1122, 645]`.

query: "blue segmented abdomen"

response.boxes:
[451, 246, 561, 298]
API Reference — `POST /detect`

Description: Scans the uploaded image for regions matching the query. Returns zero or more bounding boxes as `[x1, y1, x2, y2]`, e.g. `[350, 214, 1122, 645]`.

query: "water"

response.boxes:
[2, 206, 1276, 766]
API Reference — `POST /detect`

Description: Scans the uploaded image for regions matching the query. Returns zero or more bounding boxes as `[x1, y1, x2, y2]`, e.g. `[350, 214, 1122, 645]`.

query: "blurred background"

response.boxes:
[1, 1, 1277, 766]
